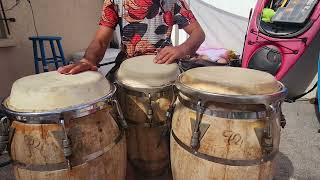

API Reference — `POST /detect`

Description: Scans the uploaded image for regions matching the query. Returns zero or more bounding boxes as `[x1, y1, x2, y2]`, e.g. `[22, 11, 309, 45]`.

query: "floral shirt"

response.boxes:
[99, 0, 197, 58]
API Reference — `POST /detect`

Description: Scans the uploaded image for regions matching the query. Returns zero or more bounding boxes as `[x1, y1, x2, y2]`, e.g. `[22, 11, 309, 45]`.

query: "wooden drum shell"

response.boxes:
[171, 99, 281, 180]
[10, 107, 127, 180]
[118, 89, 174, 177]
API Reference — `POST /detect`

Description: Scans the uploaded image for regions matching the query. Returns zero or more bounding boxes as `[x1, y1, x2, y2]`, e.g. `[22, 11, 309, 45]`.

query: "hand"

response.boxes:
[154, 45, 187, 64]
[58, 59, 98, 75]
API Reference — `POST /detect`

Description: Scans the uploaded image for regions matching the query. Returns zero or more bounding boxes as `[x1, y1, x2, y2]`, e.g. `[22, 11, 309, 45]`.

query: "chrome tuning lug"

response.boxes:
[147, 93, 153, 123]
[0, 116, 10, 154]
[112, 99, 128, 129]
[60, 118, 72, 170]
[262, 104, 276, 154]
[190, 100, 203, 150]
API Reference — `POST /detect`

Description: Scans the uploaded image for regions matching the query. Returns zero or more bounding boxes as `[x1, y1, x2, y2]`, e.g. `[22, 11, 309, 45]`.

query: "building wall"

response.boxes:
[0, 0, 103, 98]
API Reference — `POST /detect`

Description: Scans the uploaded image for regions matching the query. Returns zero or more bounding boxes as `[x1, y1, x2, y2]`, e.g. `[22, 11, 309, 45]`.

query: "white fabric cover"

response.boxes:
[116, 55, 180, 88]
[6, 71, 111, 112]
[181, 67, 280, 95]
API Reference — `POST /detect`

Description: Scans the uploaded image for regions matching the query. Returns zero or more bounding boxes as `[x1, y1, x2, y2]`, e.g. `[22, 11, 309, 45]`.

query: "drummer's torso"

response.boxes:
[108, 0, 195, 58]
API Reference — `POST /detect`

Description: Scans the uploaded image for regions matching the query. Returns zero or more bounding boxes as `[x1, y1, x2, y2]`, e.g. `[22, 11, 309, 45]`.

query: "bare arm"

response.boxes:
[84, 26, 114, 65]
[180, 21, 205, 56]
[155, 21, 205, 64]
[58, 26, 114, 74]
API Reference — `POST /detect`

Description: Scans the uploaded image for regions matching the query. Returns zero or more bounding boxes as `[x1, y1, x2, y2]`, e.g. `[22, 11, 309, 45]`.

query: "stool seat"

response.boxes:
[29, 36, 62, 41]
[29, 36, 67, 74]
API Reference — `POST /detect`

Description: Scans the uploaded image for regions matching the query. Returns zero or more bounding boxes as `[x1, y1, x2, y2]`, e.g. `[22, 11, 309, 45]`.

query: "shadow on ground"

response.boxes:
[274, 152, 294, 180]
[312, 99, 320, 133]
[0, 153, 13, 180]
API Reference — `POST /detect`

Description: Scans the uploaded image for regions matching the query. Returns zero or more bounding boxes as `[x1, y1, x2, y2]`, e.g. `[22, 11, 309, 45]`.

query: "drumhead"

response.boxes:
[180, 67, 281, 95]
[6, 71, 111, 112]
[116, 55, 180, 88]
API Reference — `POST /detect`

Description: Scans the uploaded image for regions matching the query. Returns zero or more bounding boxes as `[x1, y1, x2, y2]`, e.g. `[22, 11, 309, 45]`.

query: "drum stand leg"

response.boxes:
[0, 116, 10, 155]
[277, 102, 286, 129]
[0, 117, 14, 168]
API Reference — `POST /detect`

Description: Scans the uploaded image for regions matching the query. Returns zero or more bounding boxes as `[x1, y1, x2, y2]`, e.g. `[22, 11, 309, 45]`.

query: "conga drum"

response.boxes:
[115, 55, 179, 176]
[2, 71, 127, 180]
[171, 67, 287, 180]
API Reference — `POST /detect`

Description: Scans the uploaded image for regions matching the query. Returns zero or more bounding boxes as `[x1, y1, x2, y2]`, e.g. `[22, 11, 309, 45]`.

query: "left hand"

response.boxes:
[154, 46, 187, 64]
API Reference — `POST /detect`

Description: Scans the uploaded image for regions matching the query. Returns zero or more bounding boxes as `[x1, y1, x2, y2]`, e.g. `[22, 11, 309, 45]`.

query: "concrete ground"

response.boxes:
[1, 101, 320, 180]
[273, 100, 320, 180]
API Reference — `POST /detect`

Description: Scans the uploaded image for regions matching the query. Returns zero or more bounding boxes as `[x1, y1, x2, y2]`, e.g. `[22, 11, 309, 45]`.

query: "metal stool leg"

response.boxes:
[32, 40, 40, 74]
[39, 40, 49, 72]
[56, 40, 67, 66]
[49, 40, 60, 69]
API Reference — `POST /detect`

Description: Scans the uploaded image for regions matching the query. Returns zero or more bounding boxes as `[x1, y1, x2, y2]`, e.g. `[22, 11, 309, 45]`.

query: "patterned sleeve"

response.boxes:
[173, 0, 197, 29]
[99, 0, 119, 29]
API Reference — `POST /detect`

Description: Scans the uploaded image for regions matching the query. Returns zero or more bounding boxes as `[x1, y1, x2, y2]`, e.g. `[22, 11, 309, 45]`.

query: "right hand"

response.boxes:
[58, 59, 98, 75]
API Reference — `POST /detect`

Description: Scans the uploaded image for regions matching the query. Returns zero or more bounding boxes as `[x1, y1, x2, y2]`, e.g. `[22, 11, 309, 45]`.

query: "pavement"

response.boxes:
[273, 101, 320, 180]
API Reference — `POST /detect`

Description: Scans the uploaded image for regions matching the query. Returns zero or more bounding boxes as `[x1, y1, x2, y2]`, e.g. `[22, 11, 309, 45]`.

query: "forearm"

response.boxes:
[58, 27, 114, 74]
[83, 27, 114, 65]
[83, 39, 109, 65]
[180, 27, 205, 56]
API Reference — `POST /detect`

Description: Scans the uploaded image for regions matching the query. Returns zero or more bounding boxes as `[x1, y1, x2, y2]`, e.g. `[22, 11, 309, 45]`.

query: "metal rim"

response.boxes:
[1, 85, 117, 121]
[117, 85, 174, 99]
[115, 72, 175, 95]
[177, 94, 269, 120]
[175, 74, 288, 105]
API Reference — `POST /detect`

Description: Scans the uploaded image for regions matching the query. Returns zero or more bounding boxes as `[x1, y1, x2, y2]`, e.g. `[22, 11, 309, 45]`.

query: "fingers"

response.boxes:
[155, 47, 170, 63]
[155, 47, 177, 64]
[165, 55, 177, 64]
[58, 64, 77, 74]
[154, 48, 162, 62]
[69, 62, 96, 74]
[90, 65, 98, 71]
[155, 46, 186, 64]
[57, 60, 98, 75]
[157, 52, 174, 64]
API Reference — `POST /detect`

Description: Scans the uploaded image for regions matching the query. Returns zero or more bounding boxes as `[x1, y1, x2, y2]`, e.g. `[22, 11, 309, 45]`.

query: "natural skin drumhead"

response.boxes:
[180, 67, 281, 96]
[6, 71, 111, 112]
[116, 55, 180, 88]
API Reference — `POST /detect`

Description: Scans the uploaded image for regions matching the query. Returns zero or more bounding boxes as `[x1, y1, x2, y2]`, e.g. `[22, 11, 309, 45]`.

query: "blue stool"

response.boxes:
[29, 36, 67, 74]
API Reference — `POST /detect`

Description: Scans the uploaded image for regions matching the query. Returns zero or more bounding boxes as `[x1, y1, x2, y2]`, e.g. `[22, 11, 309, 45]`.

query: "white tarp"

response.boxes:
[180, 0, 257, 54]
[200, 0, 257, 18]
